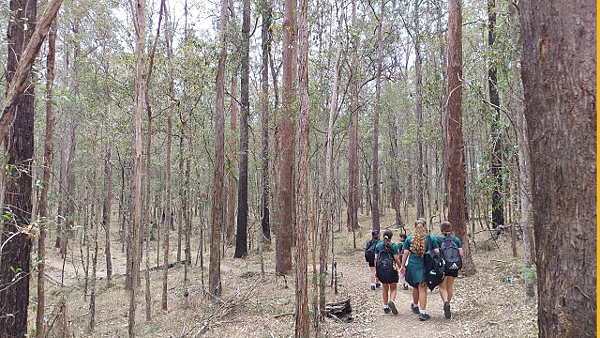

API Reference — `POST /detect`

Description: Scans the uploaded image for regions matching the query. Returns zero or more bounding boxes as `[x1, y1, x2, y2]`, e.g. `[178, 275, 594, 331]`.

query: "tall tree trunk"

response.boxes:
[143, 0, 163, 317]
[295, 0, 311, 333]
[414, 0, 424, 219]
[162, 0, 173, 310]
[319, 0, 343, 313]
[520, 0, 596, 335]
[508, 0, 533, 298]
[277, 0, 297, 275]
[227, 70, 238, 247]
[235, 0, 250, 258]
[129, 0, 146, 334]
[260, 0, 272, 243]
[88, 153, 100, 332]
[0, 0, 36, 335]
[210, 0, 229, 296]
[346, 0, 359, 232]
[488, 0, 504, 229]
[36, 16, 57, 338]
[104, 139, 113, 286]
[446, 0, 473, 274]
[371, 0, 384, 231]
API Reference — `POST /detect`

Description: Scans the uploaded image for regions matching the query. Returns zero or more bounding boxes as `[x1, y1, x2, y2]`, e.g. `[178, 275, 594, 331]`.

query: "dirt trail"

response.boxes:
[335, 252, 473, 338]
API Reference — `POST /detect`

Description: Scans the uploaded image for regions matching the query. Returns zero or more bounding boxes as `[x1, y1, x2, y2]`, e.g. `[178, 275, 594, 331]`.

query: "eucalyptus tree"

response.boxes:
[487, 0, 504, 229]
[0, 0, 37, 335]
[210, 0, 230, 296]
[369, 0, 385, 231]
[259, 0, 272, 245]
[346, 0, 359, 232]
[295, 0, 311, 332]
[276, 0, 297, 275]
[128, 0, 147, 333]
[234, 0, 251, 259]
[507, 0, 533, 298]
[36, 14, 58, 338]
[446, 0, 473, 275]
[520, 0, 596, 335]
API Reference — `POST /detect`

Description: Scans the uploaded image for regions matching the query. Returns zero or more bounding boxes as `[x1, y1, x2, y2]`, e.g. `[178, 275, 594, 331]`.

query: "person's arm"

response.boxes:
[400, 250, 409, 275]
[374, 253, 378, 266]
[394, 254, 401, 267]
[455, 236, 464, 258]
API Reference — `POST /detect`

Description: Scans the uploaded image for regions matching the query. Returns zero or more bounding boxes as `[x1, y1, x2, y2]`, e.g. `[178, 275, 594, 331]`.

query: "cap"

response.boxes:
[371, 229, 380, 238]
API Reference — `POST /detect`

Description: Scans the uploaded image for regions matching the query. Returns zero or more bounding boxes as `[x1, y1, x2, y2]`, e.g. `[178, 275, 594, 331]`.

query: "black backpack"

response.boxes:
[423, 234, 445, 291]
[437, 235, 463, 270]
[375, 243, 396, 282]
[364, 239, 377, 264]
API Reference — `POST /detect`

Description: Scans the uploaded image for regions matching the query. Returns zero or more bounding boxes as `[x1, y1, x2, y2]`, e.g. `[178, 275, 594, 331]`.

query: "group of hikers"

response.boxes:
[365, 218, 463, 321]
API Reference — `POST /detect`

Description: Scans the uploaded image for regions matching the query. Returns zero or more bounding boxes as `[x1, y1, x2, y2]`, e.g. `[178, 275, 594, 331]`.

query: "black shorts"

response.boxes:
[445, 268, 459, 278]
[368, 260, 375, 267]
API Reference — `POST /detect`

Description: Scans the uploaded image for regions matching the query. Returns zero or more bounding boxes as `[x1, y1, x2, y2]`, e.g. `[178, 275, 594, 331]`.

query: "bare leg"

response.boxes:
[418, 282, 428, 310]
[439, 278, 449, 302]
[446, 276, 455, 302]
[382, 283, 390, 305]
[370, 266, 377, 284]
[412, 285, 419, 304]
[389, 282, 397, 301]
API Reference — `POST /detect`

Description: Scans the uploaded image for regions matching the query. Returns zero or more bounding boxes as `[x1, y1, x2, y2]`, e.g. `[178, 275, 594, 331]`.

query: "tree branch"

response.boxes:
[0, 0, 64, 142]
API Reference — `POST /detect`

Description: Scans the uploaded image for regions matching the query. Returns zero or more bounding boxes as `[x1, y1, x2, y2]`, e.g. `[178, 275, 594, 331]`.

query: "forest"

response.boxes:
[0, 0, 595, 337]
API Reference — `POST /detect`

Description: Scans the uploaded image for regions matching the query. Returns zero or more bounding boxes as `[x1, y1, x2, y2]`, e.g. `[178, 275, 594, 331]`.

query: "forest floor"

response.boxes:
[31, 209, 539, 337]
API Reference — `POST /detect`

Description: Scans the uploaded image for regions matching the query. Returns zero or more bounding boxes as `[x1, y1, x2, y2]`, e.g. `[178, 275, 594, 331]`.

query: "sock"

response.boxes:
[411, 303, 418, 308]
[420, 309, 426, 315]
[371, 283, 375, 287]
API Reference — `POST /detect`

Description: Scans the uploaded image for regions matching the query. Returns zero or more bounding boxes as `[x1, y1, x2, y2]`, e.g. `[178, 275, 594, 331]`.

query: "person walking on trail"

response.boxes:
[397, 233, 409, 290]
[365, 229, 382, 290]
[437, 220, 463, 319]
[374, 229, 402, 315]
[400, 219, 440, 321]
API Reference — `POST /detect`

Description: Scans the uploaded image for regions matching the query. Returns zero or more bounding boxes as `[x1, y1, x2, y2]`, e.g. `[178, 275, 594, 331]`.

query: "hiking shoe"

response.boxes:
[371, 284, 376, 291]
[419, 312, 431, 321]
[388, 300, 398, 315]
[376, 282, 381, 288]
[383, 307, 391, 314]
[444, 301, 451, 319]
[403, 284, 409, 290]
[411, 304, 420, 314]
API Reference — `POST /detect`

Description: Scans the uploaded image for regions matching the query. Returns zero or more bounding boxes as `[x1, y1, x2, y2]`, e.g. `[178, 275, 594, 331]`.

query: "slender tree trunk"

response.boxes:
[520, 0, 596, 335]
[277, 0, 297, 275]
[143, 0, 163, 316]
[488, 0, 504, 229]
[446, 0, 473, 275]
[129, 0, 146, 334]
[234, 0, 250, 258]
[414, 0, 424, 219]
[371, 0, 384, 231]
[346, 0, 359, 233]
[260, 0, 272, 243]
[227, 70, 238, 247]
[508, 0, 533, 298]
[0, 0, 36, 335]
[104, 139, 113, 285]
[295, 0, 311, 333]
[210, 0, 229, 296]
[162, 0, 173, 310]
[36, 17, 57, 338]
[88, 153, 100, 332]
